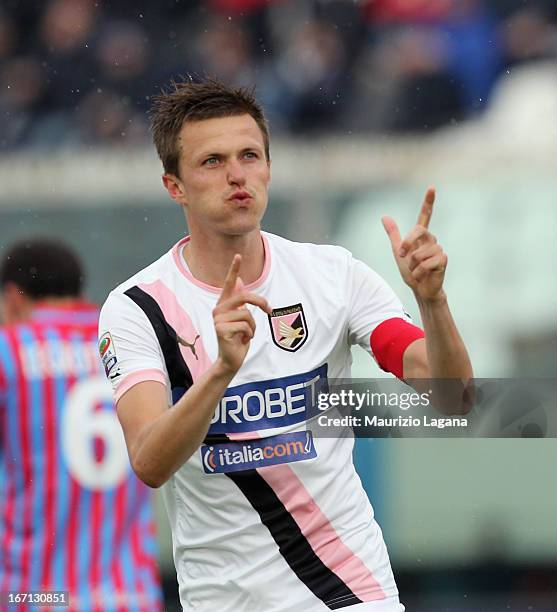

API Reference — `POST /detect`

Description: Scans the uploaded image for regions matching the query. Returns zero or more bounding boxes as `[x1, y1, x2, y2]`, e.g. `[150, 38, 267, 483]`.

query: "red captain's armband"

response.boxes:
[369, 317, 425, 380]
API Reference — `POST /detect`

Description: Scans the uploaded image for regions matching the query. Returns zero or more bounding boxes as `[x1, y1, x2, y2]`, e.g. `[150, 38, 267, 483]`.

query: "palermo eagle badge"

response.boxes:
[268, 303, 308, 352]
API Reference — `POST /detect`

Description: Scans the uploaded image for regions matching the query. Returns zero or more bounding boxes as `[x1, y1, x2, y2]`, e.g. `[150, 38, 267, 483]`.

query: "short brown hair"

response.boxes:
[150, 78, 270, 177]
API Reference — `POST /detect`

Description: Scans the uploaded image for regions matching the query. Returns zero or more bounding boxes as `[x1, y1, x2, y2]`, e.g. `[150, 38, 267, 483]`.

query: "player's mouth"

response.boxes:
[227, 190, 253, 204]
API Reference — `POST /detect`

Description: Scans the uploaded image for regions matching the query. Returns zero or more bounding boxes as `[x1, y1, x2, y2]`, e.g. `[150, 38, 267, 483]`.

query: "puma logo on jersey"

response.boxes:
[178, 334, 200, 360]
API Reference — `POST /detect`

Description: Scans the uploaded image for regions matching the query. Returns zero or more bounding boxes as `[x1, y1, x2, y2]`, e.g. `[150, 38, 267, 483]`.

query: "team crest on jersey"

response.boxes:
[99, 332, 120, 379]
[268, 303, 308, 352]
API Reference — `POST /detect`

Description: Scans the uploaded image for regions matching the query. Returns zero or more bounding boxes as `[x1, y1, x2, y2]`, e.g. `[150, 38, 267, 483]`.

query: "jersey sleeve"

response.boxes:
[347, 257, 424, 378]
[98, 291, 167, 403]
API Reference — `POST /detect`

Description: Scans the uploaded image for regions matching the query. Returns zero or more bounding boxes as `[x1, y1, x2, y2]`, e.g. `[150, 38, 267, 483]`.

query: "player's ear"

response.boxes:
[1, 283, 33, 324]
[162, 173, 188, 205]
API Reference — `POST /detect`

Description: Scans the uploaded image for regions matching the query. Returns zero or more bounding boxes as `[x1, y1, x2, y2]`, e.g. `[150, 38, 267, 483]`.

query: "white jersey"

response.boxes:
[99, 232, 412, 612]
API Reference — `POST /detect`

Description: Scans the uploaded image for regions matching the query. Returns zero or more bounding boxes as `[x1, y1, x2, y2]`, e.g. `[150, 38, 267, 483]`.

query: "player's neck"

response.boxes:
[3, 296, 86, 325]
[34, 296, 83, 308]
[183, 230, 265, 288]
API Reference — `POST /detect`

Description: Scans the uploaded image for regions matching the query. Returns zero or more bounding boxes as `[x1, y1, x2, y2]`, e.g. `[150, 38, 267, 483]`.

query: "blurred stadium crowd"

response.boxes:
[1, 0, 557, 151]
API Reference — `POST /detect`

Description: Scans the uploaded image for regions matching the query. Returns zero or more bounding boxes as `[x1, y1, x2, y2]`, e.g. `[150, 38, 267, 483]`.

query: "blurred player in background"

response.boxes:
[99, 79, 472, 611]
[0, 239, 163, 612]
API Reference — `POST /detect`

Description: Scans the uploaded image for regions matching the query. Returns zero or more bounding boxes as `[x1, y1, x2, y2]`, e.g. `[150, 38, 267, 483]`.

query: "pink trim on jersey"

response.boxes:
[227, 432, 256, 441]
[260, 464, 387, 602]
[137, 280, 212, 381]
[171, 234, 271, 294]
[115, 369, 167, 404]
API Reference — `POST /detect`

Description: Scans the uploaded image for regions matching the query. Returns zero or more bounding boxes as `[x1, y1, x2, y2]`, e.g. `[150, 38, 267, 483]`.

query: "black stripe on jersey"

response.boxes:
[226, 469, 363, 610]
[124, 286, 193, 392]
[124, 287, 230, 447]
[204, 433, 231, 444]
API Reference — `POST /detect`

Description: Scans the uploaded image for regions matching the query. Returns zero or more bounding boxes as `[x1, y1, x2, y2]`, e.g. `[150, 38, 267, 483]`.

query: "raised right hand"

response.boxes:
[212, 254, 271, 375]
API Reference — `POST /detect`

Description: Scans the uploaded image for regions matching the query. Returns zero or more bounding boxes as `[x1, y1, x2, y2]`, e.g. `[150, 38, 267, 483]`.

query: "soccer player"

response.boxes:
[0, 239, 163, 612]
[99, 79, 472, 611]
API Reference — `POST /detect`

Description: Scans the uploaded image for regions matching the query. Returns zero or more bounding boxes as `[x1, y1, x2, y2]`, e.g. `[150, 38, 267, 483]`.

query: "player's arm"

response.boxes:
[117, 367, 233, 488]
[115, 255, 270, 488]
[402, 301, 470, 380]
[382, 187, 473, 383]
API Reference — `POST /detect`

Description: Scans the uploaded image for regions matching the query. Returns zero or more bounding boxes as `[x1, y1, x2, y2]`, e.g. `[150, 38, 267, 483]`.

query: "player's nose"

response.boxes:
[226, 159, 247, 186]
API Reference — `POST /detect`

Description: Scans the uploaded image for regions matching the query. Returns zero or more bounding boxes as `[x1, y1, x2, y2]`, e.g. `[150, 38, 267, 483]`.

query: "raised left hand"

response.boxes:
[382, 187, 448, 302]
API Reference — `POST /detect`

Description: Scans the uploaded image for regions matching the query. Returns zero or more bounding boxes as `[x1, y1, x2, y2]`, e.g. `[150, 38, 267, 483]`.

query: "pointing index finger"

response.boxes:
[218, 254, 241, 303]
[417, 187, 436, 229]
[381, 215, 401, 250]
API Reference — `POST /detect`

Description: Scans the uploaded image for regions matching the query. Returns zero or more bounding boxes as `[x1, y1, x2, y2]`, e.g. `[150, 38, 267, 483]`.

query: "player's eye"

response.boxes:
[243, 151, 258, 160]
[203, 156, 220, 166]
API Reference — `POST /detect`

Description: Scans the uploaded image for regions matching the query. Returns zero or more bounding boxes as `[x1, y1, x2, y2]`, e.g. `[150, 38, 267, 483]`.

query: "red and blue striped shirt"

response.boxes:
[0, 303, 163, 612]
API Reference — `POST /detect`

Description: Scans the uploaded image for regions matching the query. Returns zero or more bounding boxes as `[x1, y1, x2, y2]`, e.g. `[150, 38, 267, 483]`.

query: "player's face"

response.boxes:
[166, 114, 270, 237]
